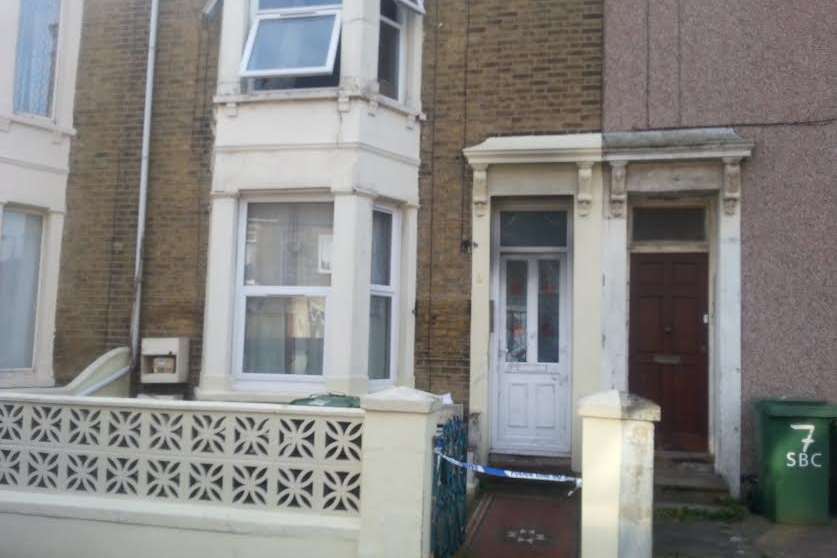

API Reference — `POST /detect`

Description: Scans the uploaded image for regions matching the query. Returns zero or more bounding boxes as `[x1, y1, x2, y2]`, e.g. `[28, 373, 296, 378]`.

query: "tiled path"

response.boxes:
[460, 483, 580, 558]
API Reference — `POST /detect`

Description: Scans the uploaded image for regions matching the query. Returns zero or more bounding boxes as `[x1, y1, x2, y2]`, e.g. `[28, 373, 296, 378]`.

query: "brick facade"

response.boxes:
[55, 0, 219, 386]
[415, 0, 603, 404]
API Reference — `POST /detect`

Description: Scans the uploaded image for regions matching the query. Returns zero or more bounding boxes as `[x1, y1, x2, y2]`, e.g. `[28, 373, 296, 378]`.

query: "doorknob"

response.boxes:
[663, 325, 673, 334]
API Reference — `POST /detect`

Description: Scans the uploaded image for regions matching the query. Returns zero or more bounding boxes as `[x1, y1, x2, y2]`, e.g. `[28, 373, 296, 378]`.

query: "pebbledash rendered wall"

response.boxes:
[415, 0, 603, 405]
[55, 0, 218, 386]
[603, 0, 837, 474]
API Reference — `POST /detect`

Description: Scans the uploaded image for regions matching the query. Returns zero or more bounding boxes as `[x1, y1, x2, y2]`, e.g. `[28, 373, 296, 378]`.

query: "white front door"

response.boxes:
[493, 254, 571, 455]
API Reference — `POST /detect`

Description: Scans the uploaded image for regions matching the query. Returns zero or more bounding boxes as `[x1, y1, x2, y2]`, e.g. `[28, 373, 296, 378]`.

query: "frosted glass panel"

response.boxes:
[14, 0, 61, 116]
[247, 15, 336, 74]
[500, 211, 567, 247]
[371, 211, 392, 286]
[505, 261, 527, 362]
[0, 211, 43, 369]
[243, 296, 325, 375]
[245, 203, 333, 287]
[368, 295, 391, 380]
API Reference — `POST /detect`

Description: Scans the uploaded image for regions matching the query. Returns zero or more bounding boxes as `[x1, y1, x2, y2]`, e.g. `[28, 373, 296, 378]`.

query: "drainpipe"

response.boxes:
[129, 0, 160, 373]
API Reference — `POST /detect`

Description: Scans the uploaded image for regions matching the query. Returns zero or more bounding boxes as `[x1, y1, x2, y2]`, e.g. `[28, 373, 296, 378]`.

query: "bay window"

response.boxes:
[0, 208, 44, 371]
[14, 0, 62, 117]
[369, 208, 399, 382]
[378, 0, 404, 101]
[237, 202, 333, 378]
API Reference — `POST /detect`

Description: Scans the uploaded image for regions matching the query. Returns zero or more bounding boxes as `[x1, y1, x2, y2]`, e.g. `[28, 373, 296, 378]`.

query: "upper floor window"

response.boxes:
[14, 0, 62, 117]
[242, 0, 342, 80]
[242, 0, 424, 97]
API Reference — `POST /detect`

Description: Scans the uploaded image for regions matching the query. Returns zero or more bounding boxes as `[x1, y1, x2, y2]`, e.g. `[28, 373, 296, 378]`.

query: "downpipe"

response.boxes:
[129, 0, 160, 374]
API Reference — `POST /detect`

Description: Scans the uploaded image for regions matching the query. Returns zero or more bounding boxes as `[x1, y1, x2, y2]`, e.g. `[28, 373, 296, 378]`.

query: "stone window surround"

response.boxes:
[464, 129, 753, 496]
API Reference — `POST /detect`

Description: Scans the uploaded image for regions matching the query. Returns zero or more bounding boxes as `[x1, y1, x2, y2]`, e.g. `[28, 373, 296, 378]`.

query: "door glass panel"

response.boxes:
[632, 207, 705, 242]
[500, 211, 567, 247]
[505, 261, 527, 362]
[538, 260, 560, 363]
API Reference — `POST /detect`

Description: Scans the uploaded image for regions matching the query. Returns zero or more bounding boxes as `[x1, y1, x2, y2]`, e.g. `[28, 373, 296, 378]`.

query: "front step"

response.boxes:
[654, 453, 731, 508]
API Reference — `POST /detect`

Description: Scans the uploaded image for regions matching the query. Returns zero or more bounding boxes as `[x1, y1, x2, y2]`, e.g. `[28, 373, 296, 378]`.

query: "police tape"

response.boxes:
[434, 449, 582, 495]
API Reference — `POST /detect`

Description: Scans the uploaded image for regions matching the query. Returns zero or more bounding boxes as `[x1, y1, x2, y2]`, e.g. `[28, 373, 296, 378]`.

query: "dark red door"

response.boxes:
[629, 253, 709, 452]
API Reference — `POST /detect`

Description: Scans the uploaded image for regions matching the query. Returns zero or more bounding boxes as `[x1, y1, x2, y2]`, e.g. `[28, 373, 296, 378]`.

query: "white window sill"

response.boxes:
[0, 111, 76, 137]
[214, 88, 422, 120]
[0, 370, 56, 390]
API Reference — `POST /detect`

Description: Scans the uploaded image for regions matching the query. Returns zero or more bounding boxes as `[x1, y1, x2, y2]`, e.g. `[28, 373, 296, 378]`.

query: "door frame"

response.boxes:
[627, 197, 716, 456]
[489, 199, 574, 457]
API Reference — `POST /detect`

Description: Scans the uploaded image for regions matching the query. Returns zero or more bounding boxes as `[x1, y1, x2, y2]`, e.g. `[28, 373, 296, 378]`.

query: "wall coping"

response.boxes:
[360, 387, 442, 414]
[463, 133, 604, 166]
[578, 390, 661, 422]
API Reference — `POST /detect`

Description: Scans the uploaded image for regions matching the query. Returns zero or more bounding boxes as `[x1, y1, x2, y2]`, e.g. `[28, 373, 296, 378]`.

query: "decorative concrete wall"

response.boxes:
[0, 387, 440, 558]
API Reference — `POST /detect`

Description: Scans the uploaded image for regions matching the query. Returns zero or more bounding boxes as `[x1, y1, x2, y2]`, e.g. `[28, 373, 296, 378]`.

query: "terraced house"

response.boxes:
[0, 0, 834, 556]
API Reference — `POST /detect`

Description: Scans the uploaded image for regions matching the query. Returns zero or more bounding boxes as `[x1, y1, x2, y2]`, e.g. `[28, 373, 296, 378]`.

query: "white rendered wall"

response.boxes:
[0, 0, 84, 388]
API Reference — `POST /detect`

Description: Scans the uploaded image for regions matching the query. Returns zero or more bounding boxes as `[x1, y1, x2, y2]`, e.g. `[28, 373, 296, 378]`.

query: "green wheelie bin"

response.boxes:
[756, 400, 836, 524]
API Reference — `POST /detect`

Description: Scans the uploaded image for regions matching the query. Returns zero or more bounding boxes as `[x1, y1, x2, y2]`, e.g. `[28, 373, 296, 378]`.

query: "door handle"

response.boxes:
[653, 354, 681, 366]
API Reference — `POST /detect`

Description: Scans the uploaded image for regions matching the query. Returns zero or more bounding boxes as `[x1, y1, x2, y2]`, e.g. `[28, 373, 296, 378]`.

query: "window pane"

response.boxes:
[243, 296, 325, 375]
[371, 211, 392, 286]
[538, 260, 560, 363]
[259, 0, 341, 9]
[381, 0, 399, 20]
[368, 295, 391, 380]
[633, 207, 706, 242]
[14, 0, 61, 116]
[505, 261, 527, 362]
[0, 211, 43, 369]
[254, 44, 340, 91]
[378, 19, 400, 100]
[500, 211, 567, 247]
[245, 203, 333, 287]
[247, 15, 337, 75]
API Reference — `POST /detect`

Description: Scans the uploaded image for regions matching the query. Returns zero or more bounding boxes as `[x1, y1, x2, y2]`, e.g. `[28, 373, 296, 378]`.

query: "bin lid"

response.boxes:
[756, 399, 837, 418]
[290, 393, 360, 408]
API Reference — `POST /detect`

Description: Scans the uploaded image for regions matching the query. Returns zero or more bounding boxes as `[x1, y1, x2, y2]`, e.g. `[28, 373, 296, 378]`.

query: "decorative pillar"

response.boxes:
[34, 209, 66, 386]
[469, 163, 491, 463]
[197, 193, 239, 394]
[398, 204, 419, 388]
[217, 0, 249, 96]
[715, 167, 743, 496]
[571, 163, 603, 471]
[340, 0, 381, 97]
[576, 162, 594, 217]
[580, 391, 660, 558]
[324, 192, 374, 395]
[601, 161, 629, 391]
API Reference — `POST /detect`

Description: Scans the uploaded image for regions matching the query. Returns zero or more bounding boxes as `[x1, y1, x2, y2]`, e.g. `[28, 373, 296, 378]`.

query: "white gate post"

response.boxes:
[358, 387, 441, 558]
[579, 390, 660, 558]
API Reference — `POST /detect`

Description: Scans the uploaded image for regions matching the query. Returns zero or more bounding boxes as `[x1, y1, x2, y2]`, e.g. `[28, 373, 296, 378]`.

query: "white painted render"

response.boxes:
[579, 390, 660, 558]
[198, 0, 423, 400]
[0, 0, 84, 388]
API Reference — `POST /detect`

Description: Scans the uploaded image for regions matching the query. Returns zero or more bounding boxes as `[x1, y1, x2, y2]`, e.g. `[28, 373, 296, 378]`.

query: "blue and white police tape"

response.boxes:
[434, 449, 582, 495]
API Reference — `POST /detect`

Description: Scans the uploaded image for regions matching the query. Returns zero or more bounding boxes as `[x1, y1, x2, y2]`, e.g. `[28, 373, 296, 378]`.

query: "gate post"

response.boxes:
[358, 387, 441, 558]
[579, 390, 660, 558]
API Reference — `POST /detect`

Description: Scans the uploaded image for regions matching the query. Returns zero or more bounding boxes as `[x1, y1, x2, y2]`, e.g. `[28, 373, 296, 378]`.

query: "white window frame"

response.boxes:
[232, 196, 334, 385]
[395, 0, 425, 14]
[379, 2, 407, 103]
[13, 0, 65, 121]
[369, 205, 401, 386]
[0, 204, 47, 376]
[240, 1, 343, 79]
